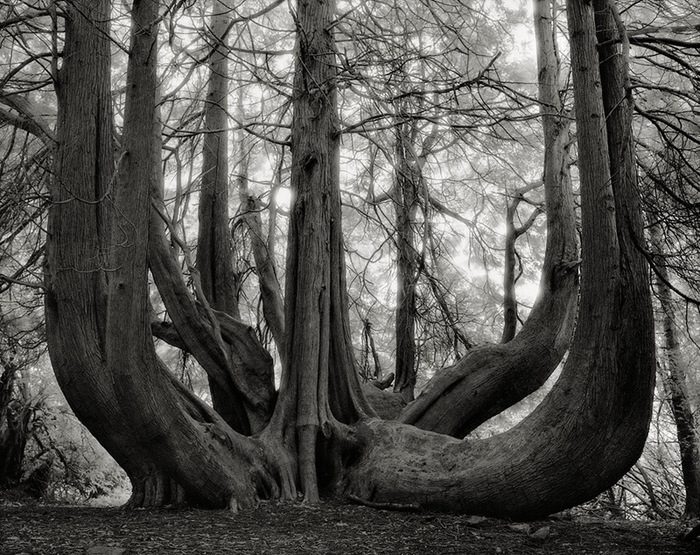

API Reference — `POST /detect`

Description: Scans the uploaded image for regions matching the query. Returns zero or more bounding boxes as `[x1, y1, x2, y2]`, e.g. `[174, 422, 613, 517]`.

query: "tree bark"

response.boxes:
[194, 0, 257, 433]
[47, 0, 281, 510]
[597, 0, 700, 512]
[148, 203, 276, 434]
[392, 115, 420, 402]
[344, 0, 655, 519]
[45, 0, 179, 507]
[651, 225, 700, 517]
[398, 0, 578, 437]
[45, 0, 656, 519]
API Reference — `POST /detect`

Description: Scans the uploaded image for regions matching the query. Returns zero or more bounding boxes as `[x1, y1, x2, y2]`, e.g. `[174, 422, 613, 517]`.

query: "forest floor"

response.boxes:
[0, 491, 698, 555]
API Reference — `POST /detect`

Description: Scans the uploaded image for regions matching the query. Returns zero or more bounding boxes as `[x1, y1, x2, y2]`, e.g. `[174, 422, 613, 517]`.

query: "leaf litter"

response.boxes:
[0, 496, 696, 554]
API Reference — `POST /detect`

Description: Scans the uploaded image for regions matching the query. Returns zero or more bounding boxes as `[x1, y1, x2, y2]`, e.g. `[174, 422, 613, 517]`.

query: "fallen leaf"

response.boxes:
[531, 526, 551, 540]
[509, 523, 531, 533]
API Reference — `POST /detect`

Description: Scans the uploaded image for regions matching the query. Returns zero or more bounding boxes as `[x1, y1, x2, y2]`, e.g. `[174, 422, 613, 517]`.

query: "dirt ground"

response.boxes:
[1, 494, 698, 555]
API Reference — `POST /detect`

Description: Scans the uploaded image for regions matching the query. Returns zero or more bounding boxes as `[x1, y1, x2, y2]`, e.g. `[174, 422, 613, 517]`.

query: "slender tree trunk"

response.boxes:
[392, 116, 420, 402]
[399, 0, 578, 436]
[198, 0, 237, 318]
[501, 200, 519, 343]
[651, 226, 700, 517]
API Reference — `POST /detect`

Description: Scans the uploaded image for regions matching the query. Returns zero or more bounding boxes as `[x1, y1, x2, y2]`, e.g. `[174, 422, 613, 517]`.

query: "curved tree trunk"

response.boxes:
[344, 0, 655, 519]
[149, 198, 277, 434]
[398, 0, 578, 437]
[109, 0, 283, 510]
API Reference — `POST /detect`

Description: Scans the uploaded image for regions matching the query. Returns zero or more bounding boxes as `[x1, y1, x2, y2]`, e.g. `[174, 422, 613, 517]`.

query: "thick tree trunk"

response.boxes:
[109, 0, 283, 510]
[398, 0, 578, 437]
[45, 0, 170, 506]
[344, 0, 655, 519]
[46, 0, 655, 519]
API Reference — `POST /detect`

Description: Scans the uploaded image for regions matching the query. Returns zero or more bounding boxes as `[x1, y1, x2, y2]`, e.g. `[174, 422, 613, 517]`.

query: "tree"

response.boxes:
[628, 2, 700, 516]
[40, 0, 657, 518]
[48, 0, 278, 508]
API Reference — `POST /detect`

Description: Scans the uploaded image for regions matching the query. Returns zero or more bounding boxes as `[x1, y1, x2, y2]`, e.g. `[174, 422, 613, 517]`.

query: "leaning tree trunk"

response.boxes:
[236, 115, 286, 361]
[109, 0, 283, 510]
[398, 0, 578, 437]
[149, 55, 275, 434]
[344, 0, 655, 519]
